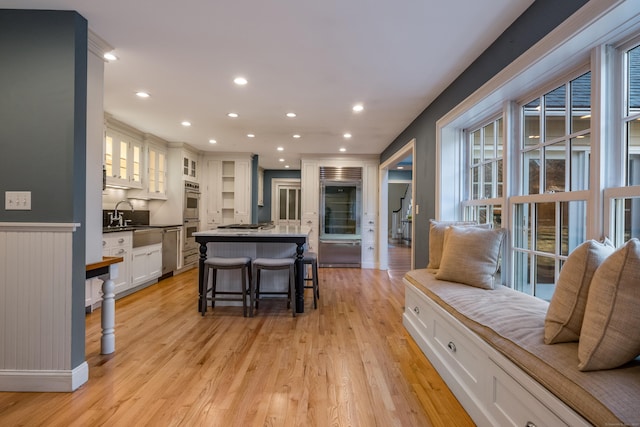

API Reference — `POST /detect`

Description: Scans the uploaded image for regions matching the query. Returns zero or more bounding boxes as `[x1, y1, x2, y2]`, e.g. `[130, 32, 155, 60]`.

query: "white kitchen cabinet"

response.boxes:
[301, 160, 319, 217]
[147, 143, 167, 199]
[85, 277, 103, 311]
[301, 160, 319, 251]
[233, 159, 251, 223]
[205, 158, 252, 226]
[131, 243, 162, 287]
[361, 217, 377, 268]
[206, 159, 224, 227]
[183, 152, 198, 181]
[104, 128, 143, 189]
[102, 232, 132, 295]
[362, 162, 378, 268]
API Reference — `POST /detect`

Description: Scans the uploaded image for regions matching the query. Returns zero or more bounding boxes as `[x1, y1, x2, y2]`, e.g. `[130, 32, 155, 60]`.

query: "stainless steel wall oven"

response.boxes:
[183, 181, 200, 266]
[184, 181, 200, 220]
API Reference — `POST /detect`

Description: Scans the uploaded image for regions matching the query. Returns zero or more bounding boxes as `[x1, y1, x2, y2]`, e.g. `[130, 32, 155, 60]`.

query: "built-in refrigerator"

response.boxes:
[318, 166, 362, 267]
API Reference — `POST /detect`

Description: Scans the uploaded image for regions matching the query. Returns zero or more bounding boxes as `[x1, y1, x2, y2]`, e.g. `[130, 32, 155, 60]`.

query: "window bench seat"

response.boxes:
[403, 269, 640, 427]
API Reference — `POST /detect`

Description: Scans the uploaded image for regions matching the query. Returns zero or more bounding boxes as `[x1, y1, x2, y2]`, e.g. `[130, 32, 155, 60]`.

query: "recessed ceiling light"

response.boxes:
[247, 133, 255, 138]
[397, 166, 404, 169]
[136, 91, 150, 98]
[279, 158, 285, 162]
[227, 112, 239, 118]
[234, 76, 248, 85]
[352, 104, 364, 112]
[103, 52, 117, 61]
[277, 147, 284, 151]
[285, 165, 290, 169]
[209, 139, 217, 144]
[293, 134, 301, 139]
[339, 147, 346, 152]
[181, 121, 191, 127]
[286, 112, 297, 118]
[343, 133, 352, 139]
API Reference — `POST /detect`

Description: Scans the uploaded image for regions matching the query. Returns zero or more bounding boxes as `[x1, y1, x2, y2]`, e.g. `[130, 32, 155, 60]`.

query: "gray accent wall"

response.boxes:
[258, 169, 302, 223]
[0, 9, 88, 368]
[380, 0, 589, 269]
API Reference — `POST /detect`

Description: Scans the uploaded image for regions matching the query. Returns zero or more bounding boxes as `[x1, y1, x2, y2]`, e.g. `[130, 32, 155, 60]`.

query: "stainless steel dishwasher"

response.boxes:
[161, 227, 181, 279]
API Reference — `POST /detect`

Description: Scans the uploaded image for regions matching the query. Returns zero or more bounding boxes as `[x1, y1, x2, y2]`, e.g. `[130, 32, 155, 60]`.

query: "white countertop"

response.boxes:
[194, 224, 311, 237]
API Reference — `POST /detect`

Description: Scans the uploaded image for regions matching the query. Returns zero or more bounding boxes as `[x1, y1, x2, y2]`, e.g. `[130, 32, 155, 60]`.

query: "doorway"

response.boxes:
[271, 179, 301, 226]
[378, 139, 415, 276]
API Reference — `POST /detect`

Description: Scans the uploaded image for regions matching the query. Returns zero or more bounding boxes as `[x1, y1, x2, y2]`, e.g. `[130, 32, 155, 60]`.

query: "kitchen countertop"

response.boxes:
[102, 224, 182, 233]
[194, 224, 311, 237]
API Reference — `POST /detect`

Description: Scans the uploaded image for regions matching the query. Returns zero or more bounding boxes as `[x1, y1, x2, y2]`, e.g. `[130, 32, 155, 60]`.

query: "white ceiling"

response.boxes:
[3, 0, 534, 170]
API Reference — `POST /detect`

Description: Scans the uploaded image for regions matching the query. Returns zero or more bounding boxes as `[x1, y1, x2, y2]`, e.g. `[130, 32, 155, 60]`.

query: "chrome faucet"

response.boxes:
[109, 200, 134, 227]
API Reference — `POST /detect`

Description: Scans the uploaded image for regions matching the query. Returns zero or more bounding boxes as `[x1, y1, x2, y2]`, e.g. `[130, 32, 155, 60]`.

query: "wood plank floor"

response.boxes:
[0, 261, 474, 427]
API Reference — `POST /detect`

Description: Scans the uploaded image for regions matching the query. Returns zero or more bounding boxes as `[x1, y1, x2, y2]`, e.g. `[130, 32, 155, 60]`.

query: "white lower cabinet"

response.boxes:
[361, 215, 376, 268]
[131, 243, 162, 287]
[85, 278, 103, 310]
[102, 232, 132, 296]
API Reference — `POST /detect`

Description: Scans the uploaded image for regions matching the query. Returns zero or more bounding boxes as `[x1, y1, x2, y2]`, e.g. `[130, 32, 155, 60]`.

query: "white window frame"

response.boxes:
[436, 1, 640, 296]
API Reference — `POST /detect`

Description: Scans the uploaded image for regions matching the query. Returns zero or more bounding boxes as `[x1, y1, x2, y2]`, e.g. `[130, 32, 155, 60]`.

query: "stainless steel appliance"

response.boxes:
[183, 181, 200, 267]
[183, 219, 199, 267]
[318, 166, 362, 267]
[184, 181, 200, 220]
[161, 226, 181, 279]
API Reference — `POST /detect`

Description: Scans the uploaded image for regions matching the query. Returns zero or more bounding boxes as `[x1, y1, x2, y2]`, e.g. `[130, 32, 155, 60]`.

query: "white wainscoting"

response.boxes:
[0, 222, 87, 392]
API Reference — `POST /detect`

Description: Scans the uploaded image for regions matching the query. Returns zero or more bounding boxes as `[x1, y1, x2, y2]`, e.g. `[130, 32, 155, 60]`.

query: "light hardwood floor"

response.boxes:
[0, 259, 473, 426]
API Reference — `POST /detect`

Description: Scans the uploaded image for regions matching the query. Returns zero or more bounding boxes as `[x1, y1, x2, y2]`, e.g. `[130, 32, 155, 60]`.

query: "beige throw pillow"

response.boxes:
[578, 238, 640, 371]
[427, 220, 487, 269]
[435, 225, 506, 289]
[544, 239, 614, 344]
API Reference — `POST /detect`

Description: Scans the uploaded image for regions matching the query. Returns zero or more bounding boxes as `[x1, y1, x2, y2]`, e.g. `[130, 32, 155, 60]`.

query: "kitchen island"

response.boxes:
[194, 224, 311, 314]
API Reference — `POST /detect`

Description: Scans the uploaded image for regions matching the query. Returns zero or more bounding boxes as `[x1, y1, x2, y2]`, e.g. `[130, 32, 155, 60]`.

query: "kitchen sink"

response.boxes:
[131, 227, 163, 247]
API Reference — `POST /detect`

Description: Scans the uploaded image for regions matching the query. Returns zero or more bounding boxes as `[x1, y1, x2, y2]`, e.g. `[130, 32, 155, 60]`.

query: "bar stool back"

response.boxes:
[302, 252, 319, 309]
[202, 256, 252, 317]
[251, 257, 296, 317]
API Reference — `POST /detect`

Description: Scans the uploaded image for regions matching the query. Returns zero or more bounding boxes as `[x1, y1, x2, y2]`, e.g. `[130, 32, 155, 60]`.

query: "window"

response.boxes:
[437, 4, 640, 303]
[513, 72, 591, 299]
[605, 41, 640, 247]
[463, 117, 504, 228]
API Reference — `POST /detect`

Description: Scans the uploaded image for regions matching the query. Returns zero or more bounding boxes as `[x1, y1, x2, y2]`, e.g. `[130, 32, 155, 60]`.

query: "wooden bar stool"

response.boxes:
[301, 252, 319, 309]
[251, 257, 296, 317]
[202, 256, 252, 317]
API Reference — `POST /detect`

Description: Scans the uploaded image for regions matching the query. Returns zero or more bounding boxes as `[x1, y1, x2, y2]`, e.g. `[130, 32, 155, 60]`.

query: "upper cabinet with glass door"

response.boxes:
[147, 144, 167, 198]
[104, 125, 143, 189]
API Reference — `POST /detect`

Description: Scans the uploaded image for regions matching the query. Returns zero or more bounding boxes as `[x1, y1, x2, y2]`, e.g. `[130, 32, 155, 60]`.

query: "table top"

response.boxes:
[194, 224, 311, 238]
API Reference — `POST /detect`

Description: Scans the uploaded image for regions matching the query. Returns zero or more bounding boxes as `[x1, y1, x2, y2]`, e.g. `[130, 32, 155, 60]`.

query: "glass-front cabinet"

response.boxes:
[147, 144, 167, 198]
[104, 126, 143, 189]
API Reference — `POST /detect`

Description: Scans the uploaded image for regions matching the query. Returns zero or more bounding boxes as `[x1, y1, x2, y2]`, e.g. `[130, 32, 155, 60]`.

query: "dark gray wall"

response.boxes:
[0, 9, 88, 368]
[380, 0, 589, 269]
[257, 169, 301, 223]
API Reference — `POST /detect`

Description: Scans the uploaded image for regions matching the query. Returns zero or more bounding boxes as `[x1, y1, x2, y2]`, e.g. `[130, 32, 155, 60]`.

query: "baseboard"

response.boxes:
[0, 362, 89, 392]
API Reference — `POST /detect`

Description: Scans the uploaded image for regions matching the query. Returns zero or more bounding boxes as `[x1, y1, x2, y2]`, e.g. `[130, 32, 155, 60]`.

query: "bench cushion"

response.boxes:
[405, 268, 640, 427]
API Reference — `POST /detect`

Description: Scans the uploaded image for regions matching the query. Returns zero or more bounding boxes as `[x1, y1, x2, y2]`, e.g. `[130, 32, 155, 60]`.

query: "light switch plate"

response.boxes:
[5, 191, 31, 210]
